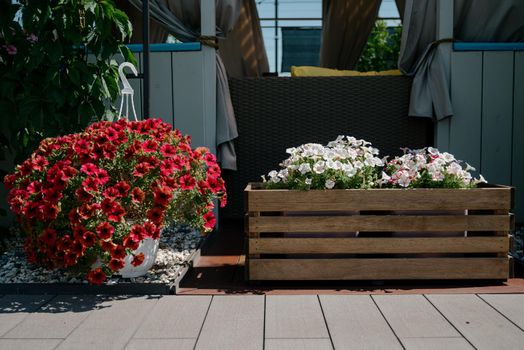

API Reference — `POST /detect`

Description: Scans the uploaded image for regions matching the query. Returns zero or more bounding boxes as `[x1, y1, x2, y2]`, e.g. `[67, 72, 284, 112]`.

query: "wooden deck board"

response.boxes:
[133, 296, 211, 339]
[402, 337, 473, 350]
[478, 294, 524, 330]
[264, 338, 333, 350]
[372, 295, 461, 339]
[426, 294, 524, 350]
[319, 295, 402, 349]
[265, 295, 329, 339]
[195, 296, 264, 350]
[55, 296, 156, 350]
[0, 295, 54, 337]
[3, 295, 95, 339]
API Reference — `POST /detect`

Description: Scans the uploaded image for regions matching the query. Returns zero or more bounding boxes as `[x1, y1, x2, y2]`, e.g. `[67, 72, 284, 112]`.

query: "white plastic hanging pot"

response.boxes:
[118, 237, 160, 278]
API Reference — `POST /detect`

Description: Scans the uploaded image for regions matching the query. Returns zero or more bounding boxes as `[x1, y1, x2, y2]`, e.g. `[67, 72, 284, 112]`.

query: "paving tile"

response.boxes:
[4, 295, 95, 339]
[402, 337, 473, 350]
[265, 338, 333, 350]
[195, 295, 264, 350]
[56, 296, 157, 350]
[427, 294, 524, 350]
[265, 295, 329, 339]
[133, 295, 211, 338]
[320, 295, 402, 349]
[373, 295, 460, 338]
[0, 339, 62, 350]
[479, 293, 524, 330]
[0, 295, 54, 336]
[125, 338, 195, 350]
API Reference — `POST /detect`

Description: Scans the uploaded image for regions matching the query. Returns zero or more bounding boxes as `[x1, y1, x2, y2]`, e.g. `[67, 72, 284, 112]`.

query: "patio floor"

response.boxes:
[1, 293, 524, 349]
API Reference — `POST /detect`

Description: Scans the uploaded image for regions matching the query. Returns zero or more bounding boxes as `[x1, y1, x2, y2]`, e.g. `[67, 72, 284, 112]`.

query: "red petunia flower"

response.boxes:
[40, 228, 57, 246]
[108, 258, 125, 271]
[179, 174, 196, 190]
[123, 235, 140, 250]
[129, 224, 146, 241]
[81, 231, 97, 247]
[133, 162, 153, 177]
[31, 155, 49, 171]
[160, 143, 177, 157]
[87, 268, 107, 285]
[131, 187, 145, 203]
[141, 139, 158, 153]
[153, 186, 172, 208]
[203, 211, 216, 231]
[82, 177, 99, 193]
[80, 163, 99, 176]
[131, 253, 145, 267]
[146, 207, 164, 225]
[96, 222, 115, 240]
[111, 245, 127, 260]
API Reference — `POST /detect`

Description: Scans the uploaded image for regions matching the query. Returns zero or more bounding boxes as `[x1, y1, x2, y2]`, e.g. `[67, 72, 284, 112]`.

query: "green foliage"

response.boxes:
[356, 20, 402, 72]
[0, 0, 135, 167]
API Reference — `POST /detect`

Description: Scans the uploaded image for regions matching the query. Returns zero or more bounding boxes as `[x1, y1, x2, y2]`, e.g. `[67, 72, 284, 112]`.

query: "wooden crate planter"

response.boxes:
[244, 183, 514, 281]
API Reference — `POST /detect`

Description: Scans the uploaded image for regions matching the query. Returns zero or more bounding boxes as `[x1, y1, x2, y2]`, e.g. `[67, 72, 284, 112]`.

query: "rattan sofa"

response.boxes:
[220, 76, 434, 219]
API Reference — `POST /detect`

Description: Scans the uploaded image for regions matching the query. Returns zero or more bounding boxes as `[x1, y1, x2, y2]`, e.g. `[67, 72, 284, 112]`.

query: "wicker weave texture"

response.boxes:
[221, 76, 433, 219]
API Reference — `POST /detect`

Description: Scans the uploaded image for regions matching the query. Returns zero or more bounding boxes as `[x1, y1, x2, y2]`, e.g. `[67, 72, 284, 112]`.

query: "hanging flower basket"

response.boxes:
[5, 118, 226, 284]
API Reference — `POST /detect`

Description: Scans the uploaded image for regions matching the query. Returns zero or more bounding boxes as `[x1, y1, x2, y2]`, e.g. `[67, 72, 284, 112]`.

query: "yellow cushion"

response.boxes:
[291, 66, 402, 77]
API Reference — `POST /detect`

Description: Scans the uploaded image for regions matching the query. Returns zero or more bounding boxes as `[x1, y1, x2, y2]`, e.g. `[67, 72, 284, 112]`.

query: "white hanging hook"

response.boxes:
[118, 62, 138, 121]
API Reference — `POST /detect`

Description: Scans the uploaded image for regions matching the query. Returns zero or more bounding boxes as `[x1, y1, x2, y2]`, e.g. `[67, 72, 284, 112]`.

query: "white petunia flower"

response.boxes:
[325, 179, 336, 189]
[298, 163, 312, 174]
[313, 160, 326, 174]
[305, 178, 312, 185]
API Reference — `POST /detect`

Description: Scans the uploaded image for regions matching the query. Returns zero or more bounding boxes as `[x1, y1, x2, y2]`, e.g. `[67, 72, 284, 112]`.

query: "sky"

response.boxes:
[256, 0, 401, 73]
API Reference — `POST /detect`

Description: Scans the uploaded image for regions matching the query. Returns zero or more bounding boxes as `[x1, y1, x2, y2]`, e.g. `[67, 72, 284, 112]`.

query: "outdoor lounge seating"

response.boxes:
[221, 75, 433, 219]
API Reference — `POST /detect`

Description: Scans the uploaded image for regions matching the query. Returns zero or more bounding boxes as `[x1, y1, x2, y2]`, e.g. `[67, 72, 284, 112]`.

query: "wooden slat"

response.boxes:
[248, 215, 511, 233]
[249, 258, 508, 280]
[450, 51, 482, 172]
[245, 185, 512, 212]
[265, 295, 329, 339]
[320, 295, 402, 349]
[250, 237, 508, 254]
[481, 51, 514, 185]
[427, 294, 524, 350]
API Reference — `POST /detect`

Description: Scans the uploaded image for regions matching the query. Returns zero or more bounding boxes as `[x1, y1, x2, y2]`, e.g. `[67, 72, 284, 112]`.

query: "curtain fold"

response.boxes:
[454, 0, 524, 42]
[218, 0, 269, 78]
[320, 0, 381, 70]
[398, 0, 524, 120]
[116, 0, 169, 43]
[398, 0, 452, 119]
[395, 0, 405, 21]
[127, 0, 241, 170]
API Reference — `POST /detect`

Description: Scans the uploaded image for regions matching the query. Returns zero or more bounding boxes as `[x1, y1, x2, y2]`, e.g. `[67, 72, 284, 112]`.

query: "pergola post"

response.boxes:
[435, 0, 453, 150]
[142, 0, 150, 119]
[201, 0, 217, 154]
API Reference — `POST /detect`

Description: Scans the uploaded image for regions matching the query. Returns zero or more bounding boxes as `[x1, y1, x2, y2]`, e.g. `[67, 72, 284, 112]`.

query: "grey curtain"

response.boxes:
[116, 0, 169, 43]
[395, 0, 405, 21]
[454, 0, 524, 42]
[128, 0, 241, 170]
[399, 0, 524, 120]
[398, 0, 452, 119]
[320, 0, 382, 70]
[218, 0, 269, 78]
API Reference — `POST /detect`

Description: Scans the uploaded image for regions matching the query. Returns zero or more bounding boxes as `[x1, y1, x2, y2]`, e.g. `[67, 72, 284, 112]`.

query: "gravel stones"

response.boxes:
[0, 223, 203, 285]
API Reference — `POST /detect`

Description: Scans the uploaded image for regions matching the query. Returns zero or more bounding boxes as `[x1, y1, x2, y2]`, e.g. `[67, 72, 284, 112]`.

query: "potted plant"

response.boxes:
[4, 118, 226, 284]
[245, 136, 512, 282]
